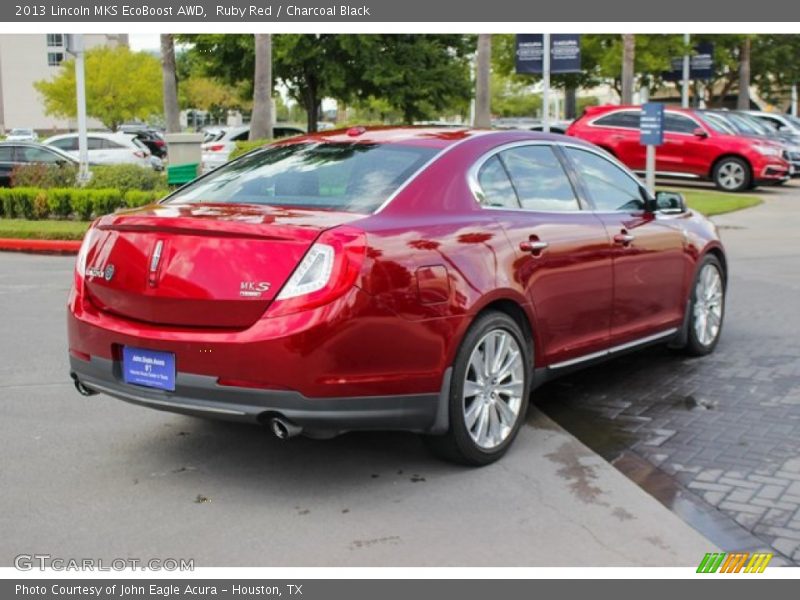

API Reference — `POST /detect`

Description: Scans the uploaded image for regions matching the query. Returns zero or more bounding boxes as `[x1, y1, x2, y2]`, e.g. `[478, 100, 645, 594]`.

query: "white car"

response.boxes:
[5, 128, 38, 142]
[201, 125, 305, 173]
[43, 132, 156, 169]
[747, 111, 800, 137]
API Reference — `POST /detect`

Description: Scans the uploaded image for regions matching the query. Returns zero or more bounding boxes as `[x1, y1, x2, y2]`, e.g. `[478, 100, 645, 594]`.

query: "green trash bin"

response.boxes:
[167, 162, 199, 186]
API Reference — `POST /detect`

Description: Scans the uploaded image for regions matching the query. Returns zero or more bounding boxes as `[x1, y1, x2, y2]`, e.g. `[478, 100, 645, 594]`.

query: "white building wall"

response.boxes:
[0, 34, 128, 133]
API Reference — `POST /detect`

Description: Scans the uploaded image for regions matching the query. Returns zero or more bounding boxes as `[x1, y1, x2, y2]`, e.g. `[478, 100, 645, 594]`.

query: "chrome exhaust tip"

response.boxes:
[72, 376, 98, 397]
[269, 416, 302, 440]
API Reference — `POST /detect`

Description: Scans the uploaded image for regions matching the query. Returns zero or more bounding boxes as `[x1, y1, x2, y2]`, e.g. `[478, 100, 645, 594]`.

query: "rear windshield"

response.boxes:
[166, 142, 438, 214]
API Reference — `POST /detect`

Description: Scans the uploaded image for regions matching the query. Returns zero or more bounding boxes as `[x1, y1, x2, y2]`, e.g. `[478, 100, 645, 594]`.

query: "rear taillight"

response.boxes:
[134, 150, 146, 159]
[205, 144, 225, 152]
[266, 227, 366, 317]
[74, 224, 101, 291]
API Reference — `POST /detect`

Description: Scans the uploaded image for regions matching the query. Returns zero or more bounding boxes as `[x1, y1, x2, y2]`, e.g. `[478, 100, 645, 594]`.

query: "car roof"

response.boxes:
[263, 126, 594, 152]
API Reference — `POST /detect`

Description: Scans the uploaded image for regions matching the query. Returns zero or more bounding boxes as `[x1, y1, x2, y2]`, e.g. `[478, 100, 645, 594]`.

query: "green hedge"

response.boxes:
[0, 187, 166, 220]
[11, 163, 167, 192]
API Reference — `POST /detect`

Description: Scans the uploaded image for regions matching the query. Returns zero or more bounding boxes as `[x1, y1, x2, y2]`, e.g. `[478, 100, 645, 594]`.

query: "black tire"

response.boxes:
[681, 254, 726, 356]
[712, 157, 751, 193]
[424, 311, 532, 466]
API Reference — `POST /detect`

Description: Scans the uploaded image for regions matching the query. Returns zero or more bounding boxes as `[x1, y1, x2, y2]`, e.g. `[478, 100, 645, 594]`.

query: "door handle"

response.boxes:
[520, 239, 549, 254]
[613, 232, 635, 246]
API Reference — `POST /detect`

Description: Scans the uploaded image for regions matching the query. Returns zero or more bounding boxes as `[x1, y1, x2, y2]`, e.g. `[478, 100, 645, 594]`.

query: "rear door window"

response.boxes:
[498, 146, 580, 212]
[50, 137, 77, 151]
[593, 111, 641, 129]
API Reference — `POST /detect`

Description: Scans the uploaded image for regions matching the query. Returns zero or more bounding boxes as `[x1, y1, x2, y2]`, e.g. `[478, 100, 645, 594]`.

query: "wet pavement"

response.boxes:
[536, 182, 800, 565]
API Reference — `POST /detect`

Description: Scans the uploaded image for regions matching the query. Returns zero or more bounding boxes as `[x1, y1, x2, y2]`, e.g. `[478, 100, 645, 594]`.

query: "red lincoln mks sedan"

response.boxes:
[68, 127, 726, 465]
[567, 105, 791, 192]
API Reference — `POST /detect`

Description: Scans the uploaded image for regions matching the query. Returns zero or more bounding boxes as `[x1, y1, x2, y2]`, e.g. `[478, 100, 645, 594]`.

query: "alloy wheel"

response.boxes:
[717, 162, 746, 191]
[462, 329, 525, 450]
[693, 263, 724, 347]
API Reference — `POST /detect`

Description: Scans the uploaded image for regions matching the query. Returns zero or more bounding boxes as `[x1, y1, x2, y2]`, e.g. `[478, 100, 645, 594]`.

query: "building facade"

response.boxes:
[0, 34, 128, 134]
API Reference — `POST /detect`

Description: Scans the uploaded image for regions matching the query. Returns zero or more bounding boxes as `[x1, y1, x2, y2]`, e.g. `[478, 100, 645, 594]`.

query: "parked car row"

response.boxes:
[566, 106, 797, 192]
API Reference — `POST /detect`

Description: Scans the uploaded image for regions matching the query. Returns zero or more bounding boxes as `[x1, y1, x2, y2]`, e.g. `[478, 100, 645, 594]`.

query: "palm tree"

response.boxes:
[474, 34, 492, 128]
[250, 34, 273, 141]
[621, 34, 635, 104]
[160, 34, 181, 133]
[738, 37, 751, 110]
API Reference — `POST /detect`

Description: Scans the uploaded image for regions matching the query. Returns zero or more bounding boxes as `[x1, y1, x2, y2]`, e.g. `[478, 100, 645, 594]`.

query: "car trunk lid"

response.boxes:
[83, 202, 361, 328]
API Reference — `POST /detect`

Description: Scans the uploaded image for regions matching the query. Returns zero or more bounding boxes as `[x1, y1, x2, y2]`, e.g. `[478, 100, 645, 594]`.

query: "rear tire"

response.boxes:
[713, 157, 751, 193]
[424, 311, 532, 466]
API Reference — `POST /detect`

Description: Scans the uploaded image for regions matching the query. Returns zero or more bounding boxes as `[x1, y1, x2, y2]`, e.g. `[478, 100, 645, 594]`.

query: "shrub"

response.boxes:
[85, 164, 166, 192]
[0, 188, 39, 219]
[89, 188, 125, 216]
[124, 189, 165, 208]
[46, 188, 74, 219]
[10, 163, 78, 189]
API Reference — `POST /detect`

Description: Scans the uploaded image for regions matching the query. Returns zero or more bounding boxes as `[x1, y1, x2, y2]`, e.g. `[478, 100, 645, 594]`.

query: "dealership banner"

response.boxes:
[515, 34, 582, 75]
[3, 0, 800, 21]
[663, 42, 715, 81]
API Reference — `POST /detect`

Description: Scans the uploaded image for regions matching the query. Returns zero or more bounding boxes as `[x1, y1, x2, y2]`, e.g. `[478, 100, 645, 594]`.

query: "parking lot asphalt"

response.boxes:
[537, 181, 800, 565]
[0, 256, 715, 567]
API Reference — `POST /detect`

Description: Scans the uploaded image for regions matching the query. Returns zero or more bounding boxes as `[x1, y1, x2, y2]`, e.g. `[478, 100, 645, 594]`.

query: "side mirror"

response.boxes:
[654, 191, 688, 214]
[693, 128, 709, 139]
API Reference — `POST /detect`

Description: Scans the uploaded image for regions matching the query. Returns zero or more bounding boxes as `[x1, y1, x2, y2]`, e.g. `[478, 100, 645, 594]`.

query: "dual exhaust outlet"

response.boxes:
[73, 374, 302, 440]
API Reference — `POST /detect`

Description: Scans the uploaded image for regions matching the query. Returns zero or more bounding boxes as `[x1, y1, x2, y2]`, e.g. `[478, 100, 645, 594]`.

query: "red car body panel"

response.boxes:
[67, 127, 726, 433]
[566, 104, 790, 183]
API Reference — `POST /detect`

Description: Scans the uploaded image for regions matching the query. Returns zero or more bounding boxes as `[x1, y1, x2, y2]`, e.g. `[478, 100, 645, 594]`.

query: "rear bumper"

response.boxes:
[70, 355, 450, 435]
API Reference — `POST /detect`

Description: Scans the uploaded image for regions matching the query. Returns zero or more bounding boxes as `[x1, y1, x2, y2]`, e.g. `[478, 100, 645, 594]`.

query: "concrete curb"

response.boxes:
[0, 238, 81, 254]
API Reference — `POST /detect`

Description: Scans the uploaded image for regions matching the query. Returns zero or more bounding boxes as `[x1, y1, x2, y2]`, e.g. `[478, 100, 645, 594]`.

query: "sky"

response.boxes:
[129, 33, 160, 52]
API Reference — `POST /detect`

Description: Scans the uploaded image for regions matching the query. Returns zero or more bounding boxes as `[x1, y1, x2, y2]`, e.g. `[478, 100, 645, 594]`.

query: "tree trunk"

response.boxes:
[474, 34, 492, 128]
[160, 34, 181, 133]
[621, 34, 635, 104]
[250, 34, 273, 140]
[564, 87, 578, 119]
[737, 37, 751, 110]
[304, 84, 319, 133]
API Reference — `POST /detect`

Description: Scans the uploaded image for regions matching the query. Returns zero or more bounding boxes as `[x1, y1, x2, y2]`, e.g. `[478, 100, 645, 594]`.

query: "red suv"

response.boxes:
[567, 105, 790, 192]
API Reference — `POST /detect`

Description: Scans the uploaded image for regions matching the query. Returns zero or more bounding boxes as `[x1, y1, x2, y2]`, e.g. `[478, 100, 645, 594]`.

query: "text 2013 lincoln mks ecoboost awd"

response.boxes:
[68, 127, 726, 464]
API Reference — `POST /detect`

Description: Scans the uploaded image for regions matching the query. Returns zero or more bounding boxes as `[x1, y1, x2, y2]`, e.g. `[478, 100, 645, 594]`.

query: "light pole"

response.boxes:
[682, 33, 690, 108]
[66, 34, 90, 184]
[542, 33, 550, 133]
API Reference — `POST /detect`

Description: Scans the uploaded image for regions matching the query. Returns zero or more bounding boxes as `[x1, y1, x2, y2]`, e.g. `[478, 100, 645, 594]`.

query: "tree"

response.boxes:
[751, 35, 800, 107]
[161, 34, 181, 133]
[355, 35, 474, 124]
[474, 34, 492, 127]
[738, 37, 751, 110]
[35, 46, 163, 130]
[621, 34, 636, 104]
[180, 76, 243, 123]
[250, 34, 273, 140]
[181, 34, 475, 130]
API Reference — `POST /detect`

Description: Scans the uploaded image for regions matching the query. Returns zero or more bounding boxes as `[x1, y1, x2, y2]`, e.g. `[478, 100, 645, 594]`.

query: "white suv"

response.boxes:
[43, 132, 159, 169]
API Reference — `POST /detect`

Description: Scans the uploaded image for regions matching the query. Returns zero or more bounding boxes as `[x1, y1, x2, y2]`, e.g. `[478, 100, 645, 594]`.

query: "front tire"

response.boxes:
[425, 311, 532, 466]
[682, 255, 726, 356]
[713, 157, 751, 193]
